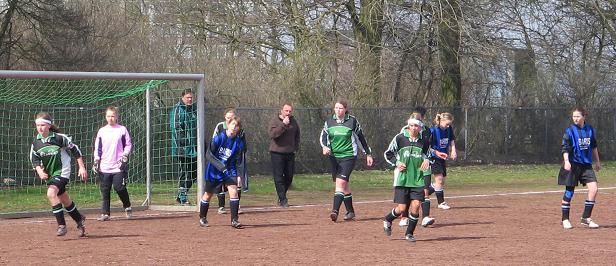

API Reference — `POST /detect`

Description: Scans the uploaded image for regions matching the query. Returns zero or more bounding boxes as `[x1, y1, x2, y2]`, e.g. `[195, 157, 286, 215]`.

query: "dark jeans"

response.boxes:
[100, 172, 131, 214]
[270, 152, 295, 202]
[177, 156, 197, 191]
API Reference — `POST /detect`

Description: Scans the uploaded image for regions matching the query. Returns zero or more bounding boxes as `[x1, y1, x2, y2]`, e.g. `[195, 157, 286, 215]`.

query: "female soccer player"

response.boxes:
[212, 108, 247, 214]
[398, 108, 435, 228]
[559, 107, 601, 229]
[93, 106, 133, 221]
[199, 116, 246, 229]
[320, 99, 373, 222]
[30, 112, 88, 237]
[383, 117, 431, 242]
[430, 112, 457, 210]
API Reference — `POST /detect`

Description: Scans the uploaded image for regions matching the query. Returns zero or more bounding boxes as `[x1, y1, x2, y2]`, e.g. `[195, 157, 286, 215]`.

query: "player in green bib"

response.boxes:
[382, 117, 431, 242]
[320, 99, 373, 222]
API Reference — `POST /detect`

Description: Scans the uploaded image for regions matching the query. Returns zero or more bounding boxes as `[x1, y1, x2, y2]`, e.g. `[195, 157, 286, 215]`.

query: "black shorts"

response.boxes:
[205, 177, 237, 194]
[329, 156, 356, 181]
[431, 159, 447, 176]
[558, 163, 597, 187]
[393, 186, 425, 204]
[48, 177, 69, 196]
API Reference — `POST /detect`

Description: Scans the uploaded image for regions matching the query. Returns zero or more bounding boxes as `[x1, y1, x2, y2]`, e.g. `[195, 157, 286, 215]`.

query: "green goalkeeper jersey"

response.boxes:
[384, 128, 430, 187]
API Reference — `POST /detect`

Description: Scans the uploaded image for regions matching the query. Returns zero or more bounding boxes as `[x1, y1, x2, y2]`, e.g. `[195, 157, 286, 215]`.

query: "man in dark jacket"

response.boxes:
[268, 103, 300, 207]
[170, 89, 198, 204]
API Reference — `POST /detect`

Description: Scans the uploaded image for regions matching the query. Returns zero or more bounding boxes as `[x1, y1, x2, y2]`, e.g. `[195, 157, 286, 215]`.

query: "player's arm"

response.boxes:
[206, 136, 227, 173]
[384, 135, 402, 170]
[60, 135, 88, 180]
[591, 129, 600, 171]
[30, 144, 48, 180]
[353, 119, 373, 166]
[561, 131, 572, 171]
[320, 121, 331, 155]
[449, 140, 457, 160]
[172, 106, 186, 146]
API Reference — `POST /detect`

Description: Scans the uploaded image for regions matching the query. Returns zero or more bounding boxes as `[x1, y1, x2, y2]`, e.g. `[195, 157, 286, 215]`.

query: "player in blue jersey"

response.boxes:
[199, 116, 246, 229]
[30, 112, 88, 237]
[212, 108, 247, 214]
[429, 113, 457, 210]
[559, 107, 601, 229]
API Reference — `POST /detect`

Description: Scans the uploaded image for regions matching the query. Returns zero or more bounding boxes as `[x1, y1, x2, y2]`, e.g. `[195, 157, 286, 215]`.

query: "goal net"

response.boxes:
[0, 71, 206, 216]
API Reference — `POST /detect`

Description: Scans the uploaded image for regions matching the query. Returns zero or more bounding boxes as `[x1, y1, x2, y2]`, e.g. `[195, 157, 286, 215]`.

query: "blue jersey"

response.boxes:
[430, 126, 455, 154]
[562, 124, 597, 165]
[205, 131, 246, 181]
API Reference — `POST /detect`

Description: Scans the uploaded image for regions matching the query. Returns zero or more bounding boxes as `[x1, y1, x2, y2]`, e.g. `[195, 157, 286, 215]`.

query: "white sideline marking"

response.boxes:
[20, 187, 616, 223]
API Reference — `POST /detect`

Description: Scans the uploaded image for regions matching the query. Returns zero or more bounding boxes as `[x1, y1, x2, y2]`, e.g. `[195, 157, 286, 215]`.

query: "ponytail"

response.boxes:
[434, 112, 454, 126]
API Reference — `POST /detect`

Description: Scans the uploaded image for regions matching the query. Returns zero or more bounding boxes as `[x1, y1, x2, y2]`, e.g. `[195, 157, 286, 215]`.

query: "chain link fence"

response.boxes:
[210, 107, 615, 175]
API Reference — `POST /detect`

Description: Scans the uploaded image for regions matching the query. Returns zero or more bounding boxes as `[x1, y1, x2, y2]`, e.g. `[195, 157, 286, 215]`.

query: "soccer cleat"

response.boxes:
[199, 218, 209, 227]
[562, 219, 573, 229]
[580, 218, 599, 228]
[405, 234, 416, 243]
[343, 212, 356, 221]
[383, 220, 392, 236]
[97, 214, 110, 221]
[56, 225, 67, 237]
[399, 218, 409, 227]
[77, 216, 87, 237]
[217, 207, 227, 214]
[330, 211, 339, 222]
[438, 202, 451, 210]
[231, 220, 243, 229]
[125, 207, 133, 219]
[421, 217, 436, 227]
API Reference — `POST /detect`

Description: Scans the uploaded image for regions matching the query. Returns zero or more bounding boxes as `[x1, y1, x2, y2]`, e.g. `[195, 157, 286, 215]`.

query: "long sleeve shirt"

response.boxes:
[94, 124, 133, 173]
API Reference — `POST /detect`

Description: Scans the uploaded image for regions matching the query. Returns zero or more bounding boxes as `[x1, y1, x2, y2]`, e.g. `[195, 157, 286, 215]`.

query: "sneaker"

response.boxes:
[399, 218, 409, 227]
[383, 220, 392, 236]
[438, 202, 451, 210]
[97, 214, 110, 221]
[125, 207, 132, 219]
[562, 219, 573, 229]
[199, 218, 209, 227]
[231, 220, 243, 229]
[580, 218, 599, 228]
[343, 212, 356, 221]
[77, 216, 87, 237]
[217, 207, 227, 214]
[405, 234, 416, 243]
[421, 217, 436, 227]
[56, 225, 67, 237]
[330, 211, 339, 222]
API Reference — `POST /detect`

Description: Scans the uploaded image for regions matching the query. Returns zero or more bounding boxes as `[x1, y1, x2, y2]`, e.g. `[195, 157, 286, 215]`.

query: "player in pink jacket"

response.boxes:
[93, 106, 133, 221]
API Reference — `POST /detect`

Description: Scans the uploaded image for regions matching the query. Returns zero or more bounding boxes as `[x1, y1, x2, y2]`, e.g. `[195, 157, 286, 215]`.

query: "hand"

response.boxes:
[222, 169, 230, 177]
[366, 155, 374, 167]
[282, 116, 290, 125]
[450, 150, 457, 161]
[435, 151, 448, 160]
[420, 159, 430, 170]
[78, 166, 88, 181]
[563, 161, 571, 171]
[595, 161, 602, 171]
[37, 168, 49, 181]
[322, 147, 331, 155]
[397, 162, 406, 172]
[92, 159, 100, 174]
[120, 155, 129, 171]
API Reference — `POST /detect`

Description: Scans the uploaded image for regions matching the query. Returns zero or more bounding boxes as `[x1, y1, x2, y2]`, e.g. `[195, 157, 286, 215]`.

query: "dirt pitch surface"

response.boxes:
[2, 189, 616, 265]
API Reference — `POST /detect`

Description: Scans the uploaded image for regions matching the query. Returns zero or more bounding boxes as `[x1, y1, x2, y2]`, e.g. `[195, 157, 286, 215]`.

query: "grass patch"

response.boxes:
[2, 162, 615, 213]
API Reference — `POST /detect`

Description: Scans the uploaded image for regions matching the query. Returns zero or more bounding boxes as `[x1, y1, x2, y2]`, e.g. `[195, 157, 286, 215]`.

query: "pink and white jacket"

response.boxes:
[94, 124, 133, 173]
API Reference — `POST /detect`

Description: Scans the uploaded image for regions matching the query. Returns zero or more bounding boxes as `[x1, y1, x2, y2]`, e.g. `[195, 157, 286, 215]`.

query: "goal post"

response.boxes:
[0, 70, 206, 217]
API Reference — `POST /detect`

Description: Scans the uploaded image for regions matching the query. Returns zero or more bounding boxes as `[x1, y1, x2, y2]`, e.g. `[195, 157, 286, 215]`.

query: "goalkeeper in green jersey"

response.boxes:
[382, 116, 431, 242]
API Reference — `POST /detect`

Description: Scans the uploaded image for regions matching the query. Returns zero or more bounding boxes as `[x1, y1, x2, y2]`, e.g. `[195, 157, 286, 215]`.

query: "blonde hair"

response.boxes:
[434, 112, 454, 125]
[106, 106, 119, 115]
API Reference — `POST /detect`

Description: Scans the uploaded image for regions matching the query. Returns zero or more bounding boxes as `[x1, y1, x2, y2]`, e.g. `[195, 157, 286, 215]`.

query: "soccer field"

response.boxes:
[2, 163, 616, 264]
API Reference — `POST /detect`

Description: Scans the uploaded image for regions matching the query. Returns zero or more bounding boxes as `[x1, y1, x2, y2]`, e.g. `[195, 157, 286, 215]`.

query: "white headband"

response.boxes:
[407, 118, 423, 127]
[35, 118, 53, 125]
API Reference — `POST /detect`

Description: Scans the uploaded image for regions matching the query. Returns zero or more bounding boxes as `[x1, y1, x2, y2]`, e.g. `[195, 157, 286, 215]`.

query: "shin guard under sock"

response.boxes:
[343, 193, 354, 213]
[230, 198, 240, 222]
[52, 203, 66, 226]
[332, 192, 344, 213]
[199, 200, 210, 219]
